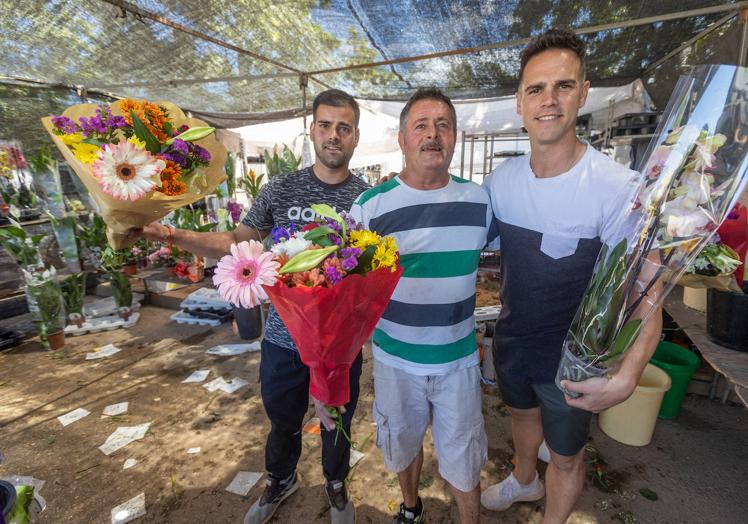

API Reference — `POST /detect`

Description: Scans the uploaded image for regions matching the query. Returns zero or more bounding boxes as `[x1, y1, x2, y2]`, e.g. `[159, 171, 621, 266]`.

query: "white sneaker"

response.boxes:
[481, 472, 545, 511]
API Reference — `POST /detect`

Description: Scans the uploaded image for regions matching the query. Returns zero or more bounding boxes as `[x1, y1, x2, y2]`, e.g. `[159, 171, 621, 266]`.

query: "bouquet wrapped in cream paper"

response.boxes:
[42, 99, 227, 248]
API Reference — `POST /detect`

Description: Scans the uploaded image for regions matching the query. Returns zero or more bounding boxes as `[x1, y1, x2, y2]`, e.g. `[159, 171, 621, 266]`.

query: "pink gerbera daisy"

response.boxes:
[92, 141, 165, 201]
[213, 240, 279, 308]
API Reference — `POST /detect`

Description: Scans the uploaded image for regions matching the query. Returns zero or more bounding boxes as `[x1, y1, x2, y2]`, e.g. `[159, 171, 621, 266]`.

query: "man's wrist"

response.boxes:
[164, 225, 174, 246]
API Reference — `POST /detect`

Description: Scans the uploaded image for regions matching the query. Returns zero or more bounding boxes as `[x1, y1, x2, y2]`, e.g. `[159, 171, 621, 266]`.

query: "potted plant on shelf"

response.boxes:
[24, 268, 66, 350]
[679, 237, 743, 311]
[101, 246, 133, 319]
[166, 206, 215, 282]
[0, 217, 45, 270]
[60, 272, 87, 327]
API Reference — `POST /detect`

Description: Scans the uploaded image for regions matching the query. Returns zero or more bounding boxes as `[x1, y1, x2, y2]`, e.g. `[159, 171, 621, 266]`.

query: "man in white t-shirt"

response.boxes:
[481, 29, 662, 524]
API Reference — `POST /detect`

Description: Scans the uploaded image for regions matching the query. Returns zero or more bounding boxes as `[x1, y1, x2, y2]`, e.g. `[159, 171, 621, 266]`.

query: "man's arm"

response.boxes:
[136, 222, 266, 260]
[562, 252, 664, 412]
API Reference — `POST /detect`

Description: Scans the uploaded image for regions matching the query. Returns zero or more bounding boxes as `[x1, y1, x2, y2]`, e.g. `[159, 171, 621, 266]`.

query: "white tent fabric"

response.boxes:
[232, 80, 649, 179]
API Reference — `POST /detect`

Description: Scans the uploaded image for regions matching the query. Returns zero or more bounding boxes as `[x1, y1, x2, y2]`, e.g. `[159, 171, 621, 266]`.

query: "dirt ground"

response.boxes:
[1, 301, 747, 524]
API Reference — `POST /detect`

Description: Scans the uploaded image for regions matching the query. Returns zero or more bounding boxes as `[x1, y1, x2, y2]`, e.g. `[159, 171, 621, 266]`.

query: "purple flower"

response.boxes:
[108, 115, 127, 129]
[328, 234, 342, 245]
[193, 144, 211, 163]
[227, 201, 243, 222]
[341, 256, 358, 271]
[340, 247, 361, 258]
[51, 115, 79, 134]
[271, 226, 293, 243]
[340, 211, 361, 232]
[324, 265, 344, 284]
[161, 151, 189, 168]
[172, 138, 189, 155]
[325, 218, 342, 233]
[78, 115, 107, 137]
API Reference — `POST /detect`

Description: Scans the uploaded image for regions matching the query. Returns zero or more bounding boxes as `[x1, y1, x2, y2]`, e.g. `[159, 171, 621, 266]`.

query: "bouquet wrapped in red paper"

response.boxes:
[213, 204, 401, 407]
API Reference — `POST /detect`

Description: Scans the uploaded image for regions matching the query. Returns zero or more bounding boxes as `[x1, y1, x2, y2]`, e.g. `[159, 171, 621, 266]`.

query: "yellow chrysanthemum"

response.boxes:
[72, 142, 102, 164]
[372, 242, 397, 271]
[128, 136, 146, 149]
[59, 133, 84, 147]
[349, 230, 381, 249]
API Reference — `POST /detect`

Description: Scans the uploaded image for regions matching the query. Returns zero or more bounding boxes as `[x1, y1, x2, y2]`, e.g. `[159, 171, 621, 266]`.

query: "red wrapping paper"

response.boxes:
[717, 204, 747, 286]
[264, 266, 403, 406]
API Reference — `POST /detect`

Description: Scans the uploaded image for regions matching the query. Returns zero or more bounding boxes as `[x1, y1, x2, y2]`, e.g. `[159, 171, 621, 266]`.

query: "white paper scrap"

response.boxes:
[187, 447, 201, 454]
[103, 402, 129, 417]
[86, 343, 122, 360]
[349, 449, 365, 468]
[122, 458, 138, 470]
[99, 423, 151, 456]
[57, 408, 90, 427]
[111, 492, 146, 524]
[225, 471, 263, 496]
[203, 377, 249, 394]
[182, 369, 210, 383]
[206, 342, 261, 356]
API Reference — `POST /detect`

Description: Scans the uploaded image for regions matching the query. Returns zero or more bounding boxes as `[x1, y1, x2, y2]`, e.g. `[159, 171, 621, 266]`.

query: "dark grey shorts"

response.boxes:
[496, 369, 592, 456]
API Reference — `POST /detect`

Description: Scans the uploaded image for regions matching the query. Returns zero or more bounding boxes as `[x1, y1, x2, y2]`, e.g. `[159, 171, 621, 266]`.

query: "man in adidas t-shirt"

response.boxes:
[137, 89, 368, 524]
[481, 30, 662, 523]
[351, 88, 497, 524]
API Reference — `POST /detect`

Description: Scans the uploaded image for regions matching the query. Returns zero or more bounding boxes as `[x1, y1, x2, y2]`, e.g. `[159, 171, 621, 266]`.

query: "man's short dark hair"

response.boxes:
[519, 29, 586, 82]
[399, 87, 457, 132]
[313, 89, 360, 127]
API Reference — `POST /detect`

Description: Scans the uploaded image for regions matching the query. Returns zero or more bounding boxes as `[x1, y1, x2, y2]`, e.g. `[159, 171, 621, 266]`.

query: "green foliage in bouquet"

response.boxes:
[569, 238, 643, 365]
[76, 214, 108, 252]
[686, 242, 741, 276]
[263, 144, 300, 177]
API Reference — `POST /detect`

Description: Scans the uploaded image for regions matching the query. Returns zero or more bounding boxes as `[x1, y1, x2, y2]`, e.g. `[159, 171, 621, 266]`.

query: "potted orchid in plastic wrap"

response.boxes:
[213, 204, 402, 439]
[556, 65, 748, 395]
[42, 98, 227, 249]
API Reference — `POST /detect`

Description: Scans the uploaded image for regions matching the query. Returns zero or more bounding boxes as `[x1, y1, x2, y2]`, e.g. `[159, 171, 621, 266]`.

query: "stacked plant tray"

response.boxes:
[171, 288, 233, 327]
[64, 293, 144, 336]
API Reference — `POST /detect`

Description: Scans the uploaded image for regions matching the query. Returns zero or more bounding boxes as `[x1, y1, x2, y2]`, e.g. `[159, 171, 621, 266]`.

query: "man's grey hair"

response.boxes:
[399, 87, 457, 132]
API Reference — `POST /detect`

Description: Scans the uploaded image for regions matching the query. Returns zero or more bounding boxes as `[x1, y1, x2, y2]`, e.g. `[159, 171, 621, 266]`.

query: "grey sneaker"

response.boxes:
[326, 480, 356, 524]
[244, 472, 300, 524]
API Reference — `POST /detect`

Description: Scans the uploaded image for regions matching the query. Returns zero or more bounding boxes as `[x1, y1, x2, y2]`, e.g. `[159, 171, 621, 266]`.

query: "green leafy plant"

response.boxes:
[169, 207, 215, 233]
[100, 246, 133, 308]
[0, 218, 46, 267]
[76, 214, 108, 252]
[60, 272, 87, 316]
[25, 269, 65, 337]
[239, 168, 265, 199]
[225, 151, 236, 197]
[263, 144, 300, 177]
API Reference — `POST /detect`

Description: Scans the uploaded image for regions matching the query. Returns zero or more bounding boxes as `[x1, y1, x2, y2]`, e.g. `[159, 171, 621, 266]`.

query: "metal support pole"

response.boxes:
[460, 130, 466, 178]
[469, 136, 475, 181]
[482, 135, 489, 180]
[300, 74, 309, 130]
[739, 8, 748, 66]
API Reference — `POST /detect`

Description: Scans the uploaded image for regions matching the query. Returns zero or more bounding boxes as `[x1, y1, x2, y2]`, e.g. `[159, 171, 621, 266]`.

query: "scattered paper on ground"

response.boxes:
[225, 471, 263, 496]
[203, 377, 248, 394]
[187, 447, 201, 454]
[57, 408, 90, 427]
[86, 344, 122, 360]
[99, 423, 151, 455]
[303, 417, 321, 435]
[206, 343, 261, 356]
[122, 458, 138, 470]
[111, 492, 146, 524]
[103, 402, 129, 417]
[349, 449, 365, 468]
[182, 369, 210, 383]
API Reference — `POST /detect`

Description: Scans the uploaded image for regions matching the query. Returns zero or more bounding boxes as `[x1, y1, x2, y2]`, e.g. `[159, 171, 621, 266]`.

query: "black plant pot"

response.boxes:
[707, 288, 748, 352]
[234, 305, 263, 340]
[0, 479, 15, 519]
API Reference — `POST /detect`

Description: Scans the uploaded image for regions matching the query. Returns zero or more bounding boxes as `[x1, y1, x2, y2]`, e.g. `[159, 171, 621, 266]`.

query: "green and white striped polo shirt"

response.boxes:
[350, 174, 497, 375]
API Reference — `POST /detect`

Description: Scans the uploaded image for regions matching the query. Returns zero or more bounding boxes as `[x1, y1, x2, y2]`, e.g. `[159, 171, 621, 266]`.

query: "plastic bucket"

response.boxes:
[233, 305, 263, 340]
[598, 364, 671, 446]
[650, 341, 701, 419]
[707, 288, 748, 352]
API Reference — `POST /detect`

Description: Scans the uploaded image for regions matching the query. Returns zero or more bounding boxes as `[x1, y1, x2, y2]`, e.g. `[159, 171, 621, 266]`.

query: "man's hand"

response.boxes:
[561, 373, 636, 413]
[312, 395, 343, 431]
[130, 222, 171, 243]
[376, 172, 399, 185]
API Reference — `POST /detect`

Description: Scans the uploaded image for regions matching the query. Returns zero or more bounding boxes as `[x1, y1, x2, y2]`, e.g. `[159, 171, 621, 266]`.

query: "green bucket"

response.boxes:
[650, 341, 700, 419]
